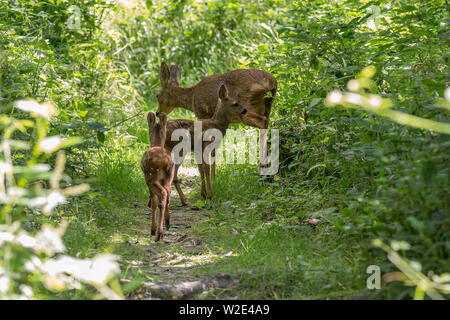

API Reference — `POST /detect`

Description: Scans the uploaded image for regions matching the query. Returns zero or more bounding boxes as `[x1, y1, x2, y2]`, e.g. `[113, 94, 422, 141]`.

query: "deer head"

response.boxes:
[156, 62, 182, 116]
[147, 111, 168, 147]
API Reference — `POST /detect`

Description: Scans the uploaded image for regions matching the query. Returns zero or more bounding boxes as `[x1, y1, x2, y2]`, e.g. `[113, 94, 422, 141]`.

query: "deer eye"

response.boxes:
[233, 103, 239, 107]
[156, 94, 159, 98]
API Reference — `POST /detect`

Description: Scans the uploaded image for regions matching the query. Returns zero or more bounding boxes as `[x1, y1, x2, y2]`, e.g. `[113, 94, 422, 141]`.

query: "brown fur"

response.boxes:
[140, 112, 174, 241]
[157, 62, 277, 129]
[163, 84, 247, 204]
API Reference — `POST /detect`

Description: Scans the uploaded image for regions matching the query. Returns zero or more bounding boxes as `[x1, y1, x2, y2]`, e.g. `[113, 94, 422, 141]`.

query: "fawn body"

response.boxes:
[163, 84, 247, 205]
[140, 112, 174, 241]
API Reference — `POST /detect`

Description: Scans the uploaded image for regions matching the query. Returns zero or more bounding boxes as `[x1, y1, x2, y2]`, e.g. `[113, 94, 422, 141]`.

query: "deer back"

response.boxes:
[158, 62, 277, 129]
[192, 69, 277, 123]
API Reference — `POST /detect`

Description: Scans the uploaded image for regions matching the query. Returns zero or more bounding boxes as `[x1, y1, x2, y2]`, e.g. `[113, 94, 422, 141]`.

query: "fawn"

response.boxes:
[140, 112, 174, 241]
[157, 62, 277, 177]
[163, 84, 247, 205]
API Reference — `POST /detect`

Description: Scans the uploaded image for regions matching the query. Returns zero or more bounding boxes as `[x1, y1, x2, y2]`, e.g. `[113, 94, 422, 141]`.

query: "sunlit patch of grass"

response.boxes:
[158, 252, 225, 268]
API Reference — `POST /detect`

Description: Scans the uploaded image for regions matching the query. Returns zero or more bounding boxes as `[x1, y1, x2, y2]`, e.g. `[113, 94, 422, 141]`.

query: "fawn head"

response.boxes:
[216, 84, 247, 122]
[157, 62, 181, 116]
[147, 111, 167, 147]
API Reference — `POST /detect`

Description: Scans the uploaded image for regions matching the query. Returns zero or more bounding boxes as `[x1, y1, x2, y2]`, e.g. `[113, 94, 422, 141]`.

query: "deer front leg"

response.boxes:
[203, 163, 213, 199]
[198, 164, 207, 199]
[242, 111, 267, 129]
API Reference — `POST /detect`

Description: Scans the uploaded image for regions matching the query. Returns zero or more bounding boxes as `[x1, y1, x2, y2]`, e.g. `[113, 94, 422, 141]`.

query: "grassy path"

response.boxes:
[83, 165, 371, 299]
[117, 168, 240, 299]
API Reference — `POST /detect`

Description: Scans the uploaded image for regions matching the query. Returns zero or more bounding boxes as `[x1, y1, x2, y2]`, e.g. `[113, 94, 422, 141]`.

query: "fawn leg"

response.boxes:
[155, 187, 167, 241]
[164, 164, 174, 229]
[198, 164, 207, 198]
[173, 164, 188, 206]
[164, 187, 171, 229]
[150, 189, 158, 235]
[203, 163, 213, 199]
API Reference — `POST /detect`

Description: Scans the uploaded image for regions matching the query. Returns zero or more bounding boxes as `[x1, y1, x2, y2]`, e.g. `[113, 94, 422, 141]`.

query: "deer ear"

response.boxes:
[169, 62, 180, 85]
[160, 62, 170, 86]
[218, 84, 228, 100]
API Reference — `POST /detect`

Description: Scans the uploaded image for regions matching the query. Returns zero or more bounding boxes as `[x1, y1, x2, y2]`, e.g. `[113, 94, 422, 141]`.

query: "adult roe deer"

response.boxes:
[163, 84, 247, 204]
[157, 62, 277, 129]
[156, 62, 277, 179]
[140, 112, 175, 241]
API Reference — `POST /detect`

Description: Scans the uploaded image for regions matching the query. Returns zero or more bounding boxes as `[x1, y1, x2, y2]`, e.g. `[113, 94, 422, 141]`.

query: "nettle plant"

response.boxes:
[0, 101, 122, 300]
[326, 66, 450, 299]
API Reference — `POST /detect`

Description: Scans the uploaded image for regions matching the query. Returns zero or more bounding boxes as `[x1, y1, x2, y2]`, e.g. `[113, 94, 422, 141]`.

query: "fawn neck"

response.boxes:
[151, 135, 165, 147]
[211, 104, 232, 133]
[150, 124, 166, 148]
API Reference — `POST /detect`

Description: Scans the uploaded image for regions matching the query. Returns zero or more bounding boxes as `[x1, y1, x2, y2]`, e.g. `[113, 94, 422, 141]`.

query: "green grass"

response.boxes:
[50, 132, 438, 300]
[56, 143, 373, 299]
[185, 164, 371, 299]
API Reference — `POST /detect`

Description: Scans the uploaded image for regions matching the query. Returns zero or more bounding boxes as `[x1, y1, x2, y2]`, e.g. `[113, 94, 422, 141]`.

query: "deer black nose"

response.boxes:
[241, 108, 247, 115]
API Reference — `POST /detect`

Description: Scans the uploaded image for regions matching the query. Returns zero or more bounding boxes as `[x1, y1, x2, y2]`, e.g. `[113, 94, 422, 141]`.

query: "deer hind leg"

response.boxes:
[198, 164, 207, 199]
[203, 163, 213, 199]
[173, 164, 188, 206]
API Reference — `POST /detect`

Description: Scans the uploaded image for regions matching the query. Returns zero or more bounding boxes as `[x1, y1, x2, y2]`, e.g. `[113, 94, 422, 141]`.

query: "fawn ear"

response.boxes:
[160, 62, 170, 86]
[218, 84, 228, 100]
[158, 112, 167, 127]
[147, 112, 156, 128]
[169, 62, 180, 85]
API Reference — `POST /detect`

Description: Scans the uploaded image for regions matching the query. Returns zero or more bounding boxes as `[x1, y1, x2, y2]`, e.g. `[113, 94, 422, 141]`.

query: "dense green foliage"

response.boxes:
[1, 0, 448, 299]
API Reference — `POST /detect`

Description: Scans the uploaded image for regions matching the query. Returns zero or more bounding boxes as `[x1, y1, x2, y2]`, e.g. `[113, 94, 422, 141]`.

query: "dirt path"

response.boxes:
[124, 167, 238, 300]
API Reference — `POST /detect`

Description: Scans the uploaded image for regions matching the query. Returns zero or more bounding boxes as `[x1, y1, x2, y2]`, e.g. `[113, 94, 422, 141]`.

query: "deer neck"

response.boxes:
[172, 85, 194, 112]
